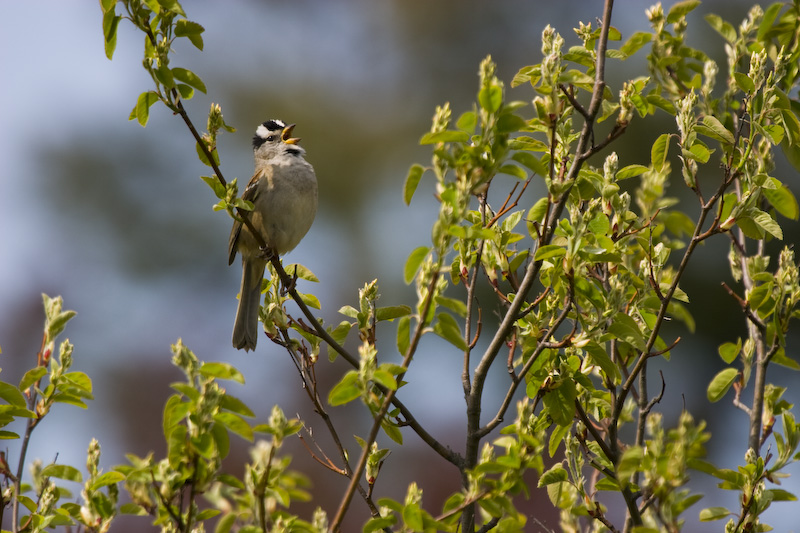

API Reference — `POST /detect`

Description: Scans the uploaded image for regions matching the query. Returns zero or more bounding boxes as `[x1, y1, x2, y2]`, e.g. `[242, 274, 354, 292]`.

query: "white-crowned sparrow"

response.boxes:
[229, 119, 318, 351]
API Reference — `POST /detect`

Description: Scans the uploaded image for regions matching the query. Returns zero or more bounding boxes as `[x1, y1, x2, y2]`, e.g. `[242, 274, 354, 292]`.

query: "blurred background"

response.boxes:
[2, 1, 799, 531]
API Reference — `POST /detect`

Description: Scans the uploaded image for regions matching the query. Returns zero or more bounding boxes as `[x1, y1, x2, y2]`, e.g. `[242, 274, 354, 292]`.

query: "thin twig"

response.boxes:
[330, 271, 441, 531]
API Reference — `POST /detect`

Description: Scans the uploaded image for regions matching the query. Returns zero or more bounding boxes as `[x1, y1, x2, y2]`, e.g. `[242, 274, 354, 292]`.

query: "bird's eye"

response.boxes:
[266, 135, 276, 141]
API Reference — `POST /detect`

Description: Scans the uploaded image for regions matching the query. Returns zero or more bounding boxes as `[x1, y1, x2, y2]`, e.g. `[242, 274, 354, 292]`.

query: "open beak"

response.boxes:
[281, 124, 300, 144]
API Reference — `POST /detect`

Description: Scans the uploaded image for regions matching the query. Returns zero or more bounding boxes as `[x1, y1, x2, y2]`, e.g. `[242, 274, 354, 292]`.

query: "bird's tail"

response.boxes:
[232, 258, 266, 351]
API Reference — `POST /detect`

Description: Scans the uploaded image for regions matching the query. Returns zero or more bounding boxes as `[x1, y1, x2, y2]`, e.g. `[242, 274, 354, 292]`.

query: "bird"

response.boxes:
[228, 119, 318, 351]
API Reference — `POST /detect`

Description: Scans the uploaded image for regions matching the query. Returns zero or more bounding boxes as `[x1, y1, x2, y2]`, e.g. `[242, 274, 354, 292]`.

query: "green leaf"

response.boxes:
[402, 502, 424, 531]
[419, 130, 469, 145]
[167, 425, 188, 467]
[373, 369, 398, 391]
[699, 507, 731, 521]
[733, 72, 755, 94]
[616, 446, 643, 485]
[435, 296, 468, 317]
[509, 136, 548, 152]
[688, 142, 712, 163]
[131, 91, 159, 127]
[200, 362, 245, 384]
[102, 10, 121, 60]
[584, 342, 621, 384]
[90, 471, 126, 491]
[200, 175, 225, 199]
[616, 164, 649, 180]
[496, 112, 526, 133]
[608, 312, 646, 351]
[541, 379, 576, 426]
[41, 464, 82, 483]
[298, 291, 321, 309]
[704, 14, 737, 43]
[328, 371, 361, 406]
[211, 422, 230, 458]
[538, 463, 568, 486]
[620, 32, 652, 57]
[47, 309, 77, 340]
[433, 313, 468, 351]
[174, 19, 205, 50]
[403, 246, 429, 284]
[0, 431, 20, 440]
[456, 111, 477, 132]
[667, 1, 700, 22]
[707, 368, 739, 402]
[766, 488, 797, 502]
[285, 263, 318, 282]
[548, 422, 571, 457]
[717, 340, 741, 364]
[172, 68, 207, 94]
[163, 395, 191, 434]
[0, 382, 26, 407]
[364, 516, 397, 533]
[498, 164, 528, 181]
[763, 183, 799, 220]
[214, 412, 254, 441]
[396, 315, 411, 356]
[404, 164, 425, 205]
[699, 115, 735, 145]
[651, 133, 670, 170]
[511, 151, 547, 176]
[478, 85, 503, 113]
[220, 394, 255, 417]
[329, 320, 353, 344]
[375, 305, 412, 322]
[752, 209, 783, 239]
[771, 349, 800, 370]
[534, 244, 566, 261]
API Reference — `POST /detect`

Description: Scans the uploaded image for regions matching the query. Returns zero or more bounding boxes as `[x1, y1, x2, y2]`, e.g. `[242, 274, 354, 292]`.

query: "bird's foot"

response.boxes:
[257, 246, 277, 261]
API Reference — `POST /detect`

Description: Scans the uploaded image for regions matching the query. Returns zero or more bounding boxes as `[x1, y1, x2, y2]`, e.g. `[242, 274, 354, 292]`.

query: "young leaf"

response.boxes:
[419, 130, 469, 145]
[200, 362, 245, 384]
[396, 315, 410, 356]
[699, 115, 735, 145]
[172, 68, 207, 94]
[763, 184, 799, 220]
[214, 412, 254, 441]
[0, 382, 26, 408]
[433, 313, 468, 351]
[651, 133, 670, 170]
[717, 340, 741, 364]
[102, 10, 121, 60]
[478, 85, 502, 113]
[667, 0, 700, 23]
[404, 164, 425, 205]
[200, 175, 225, 198]
[403, 246, 430, 284]
[534, 244, 566, 261]
[608, 312, 646, 351]
[174, 19, 205, 50]
[616, 164, 649, 180]
[328, 371, 361, 406]
[131, 91, 160, 127]
[19, 368, 48, 392]
[699, 507, 732, 521]
[707, 368, 739, 402]
[537, 463, 568, 486]
[375, 305, 412, 322]
[41, 464, 82, 483]
[620, 32, 652, 57]
[704, 14, 737, 43]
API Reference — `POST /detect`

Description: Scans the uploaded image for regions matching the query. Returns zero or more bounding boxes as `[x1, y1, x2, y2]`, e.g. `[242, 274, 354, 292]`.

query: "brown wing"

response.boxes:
[227, 169, 263, 265]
